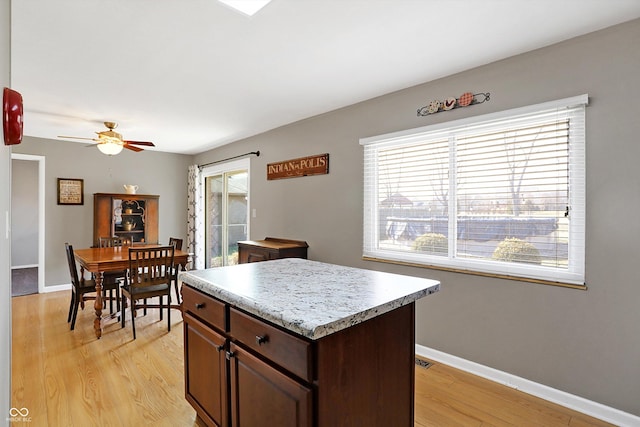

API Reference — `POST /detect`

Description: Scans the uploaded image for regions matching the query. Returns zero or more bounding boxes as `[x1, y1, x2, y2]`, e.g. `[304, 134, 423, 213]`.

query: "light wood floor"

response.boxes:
[12, 291, 613, 427]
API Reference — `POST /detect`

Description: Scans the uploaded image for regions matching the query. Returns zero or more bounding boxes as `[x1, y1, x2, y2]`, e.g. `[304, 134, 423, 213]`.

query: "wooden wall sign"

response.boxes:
[267, 153, 329, 180]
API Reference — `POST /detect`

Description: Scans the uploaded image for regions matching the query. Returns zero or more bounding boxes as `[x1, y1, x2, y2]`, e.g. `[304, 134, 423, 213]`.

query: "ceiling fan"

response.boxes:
[58, 121, 155, 155]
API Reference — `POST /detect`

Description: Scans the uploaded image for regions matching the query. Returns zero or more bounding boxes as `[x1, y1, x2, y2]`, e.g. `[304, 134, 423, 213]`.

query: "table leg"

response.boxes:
[94, 271, 104, 339]
[174, 261, 187, 307]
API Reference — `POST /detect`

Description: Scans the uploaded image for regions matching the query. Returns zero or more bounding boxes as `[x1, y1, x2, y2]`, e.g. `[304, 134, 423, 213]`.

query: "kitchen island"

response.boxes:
[178, 258, 440, 427]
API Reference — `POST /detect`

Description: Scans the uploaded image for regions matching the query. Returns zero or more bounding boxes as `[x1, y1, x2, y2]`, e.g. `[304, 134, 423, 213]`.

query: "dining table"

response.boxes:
[73, 244, 191, 339]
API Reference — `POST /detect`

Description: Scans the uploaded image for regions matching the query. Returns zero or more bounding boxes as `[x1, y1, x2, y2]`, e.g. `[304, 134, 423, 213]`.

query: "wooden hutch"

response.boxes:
[93, 193, 159, 247]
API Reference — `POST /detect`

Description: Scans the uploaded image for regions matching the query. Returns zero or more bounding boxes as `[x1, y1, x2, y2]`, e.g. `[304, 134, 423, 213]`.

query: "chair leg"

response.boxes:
[70, 297, 80, 331]
[159, 296, 163, 321]
[173, 280, 179, 306]
[131, 299, 137, 340]
[67, 292, 75, 323]
[115, 287, 121, 320]
[167, 294, 171, 332]
[108, 289, 114, 313]
[121, 294, 126, 329]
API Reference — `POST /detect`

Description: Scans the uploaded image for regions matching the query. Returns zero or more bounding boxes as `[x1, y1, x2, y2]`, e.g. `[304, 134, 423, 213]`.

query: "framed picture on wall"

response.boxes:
[57, 178, 84, 205]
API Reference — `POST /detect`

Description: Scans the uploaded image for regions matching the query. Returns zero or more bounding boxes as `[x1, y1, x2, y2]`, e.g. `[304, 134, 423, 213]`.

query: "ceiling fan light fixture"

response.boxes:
[59, 121, 154, 154]
[97, 141, 124, 155]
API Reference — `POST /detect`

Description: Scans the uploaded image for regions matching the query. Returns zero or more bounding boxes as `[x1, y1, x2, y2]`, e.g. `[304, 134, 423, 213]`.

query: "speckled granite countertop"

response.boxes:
[178, 258, 440, 340]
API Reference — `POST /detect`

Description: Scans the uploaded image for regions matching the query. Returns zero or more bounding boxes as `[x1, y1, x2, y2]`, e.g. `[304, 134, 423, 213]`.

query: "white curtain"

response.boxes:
[187, 165, 205, 270]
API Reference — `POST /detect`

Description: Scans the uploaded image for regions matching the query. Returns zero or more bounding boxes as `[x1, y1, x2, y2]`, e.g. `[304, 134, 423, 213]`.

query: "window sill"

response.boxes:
[362, 256, 587, 290]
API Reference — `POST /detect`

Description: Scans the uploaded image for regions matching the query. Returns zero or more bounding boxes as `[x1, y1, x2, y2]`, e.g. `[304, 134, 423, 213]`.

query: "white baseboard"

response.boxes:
[10, 264, 38, 270]
[416, 344, 640, 427]
[42, 283, 71, 293]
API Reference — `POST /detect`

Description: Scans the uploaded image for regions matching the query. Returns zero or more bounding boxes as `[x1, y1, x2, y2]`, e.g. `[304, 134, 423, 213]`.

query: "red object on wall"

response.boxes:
[3, 87, 24, 146]
[458, 92, 474, 107]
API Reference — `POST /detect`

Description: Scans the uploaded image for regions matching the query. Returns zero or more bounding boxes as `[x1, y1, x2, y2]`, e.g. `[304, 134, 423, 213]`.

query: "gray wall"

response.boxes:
[194, 20, 640, 416]
[11, 159, 38, 266]
[14, 137, 193, 286]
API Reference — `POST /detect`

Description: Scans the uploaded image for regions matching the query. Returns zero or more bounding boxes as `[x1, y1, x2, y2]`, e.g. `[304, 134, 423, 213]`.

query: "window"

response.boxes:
[202, 158, 250, 267]
[361, 95, 587, 286]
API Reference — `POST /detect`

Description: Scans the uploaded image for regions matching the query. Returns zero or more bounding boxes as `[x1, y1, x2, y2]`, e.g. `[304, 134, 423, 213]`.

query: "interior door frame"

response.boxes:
[11, 153, 46, 293]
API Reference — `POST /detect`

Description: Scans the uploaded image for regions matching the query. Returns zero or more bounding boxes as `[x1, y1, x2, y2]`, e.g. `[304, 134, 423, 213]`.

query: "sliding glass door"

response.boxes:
[203, 159, 249, 267]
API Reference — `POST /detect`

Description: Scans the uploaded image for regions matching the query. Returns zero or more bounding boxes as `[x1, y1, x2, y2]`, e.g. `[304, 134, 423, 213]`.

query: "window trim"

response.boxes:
[361, 95, 588, 287]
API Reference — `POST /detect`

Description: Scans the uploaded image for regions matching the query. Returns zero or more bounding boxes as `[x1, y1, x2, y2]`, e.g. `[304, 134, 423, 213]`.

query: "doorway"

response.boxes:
[11, 154, 45, 295]
[202, 158, 249, 267]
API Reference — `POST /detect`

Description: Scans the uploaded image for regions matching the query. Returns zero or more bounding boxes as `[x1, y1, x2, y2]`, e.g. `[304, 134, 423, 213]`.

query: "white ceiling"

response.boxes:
[10, 1, 640, 155]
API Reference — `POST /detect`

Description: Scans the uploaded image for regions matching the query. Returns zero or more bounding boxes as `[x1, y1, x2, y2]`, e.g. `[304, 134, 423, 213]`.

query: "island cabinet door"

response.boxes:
[228, 343, 312, 427]
[184, 312, 228, 427]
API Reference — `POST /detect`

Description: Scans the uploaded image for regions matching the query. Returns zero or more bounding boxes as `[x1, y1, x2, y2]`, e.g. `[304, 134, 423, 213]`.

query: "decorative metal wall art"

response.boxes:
[417, 92, 490, 116]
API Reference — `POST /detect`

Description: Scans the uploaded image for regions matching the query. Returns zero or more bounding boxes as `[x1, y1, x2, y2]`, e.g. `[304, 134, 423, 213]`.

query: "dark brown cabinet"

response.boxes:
[184, 313, 228, 427]
[182, 284, 416, 427]
[237, 237, 308, 264]
[93, 193, 159, 247]
[184, 285, 311, 427]
[183, 287, 229, 427]
[229, 344, 312, 427]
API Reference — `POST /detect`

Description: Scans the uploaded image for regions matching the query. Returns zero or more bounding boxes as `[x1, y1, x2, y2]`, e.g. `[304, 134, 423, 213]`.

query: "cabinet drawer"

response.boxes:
[229, 308, 312, 382]
[246, 249, 270, 263]
[182, 285, 227, 332]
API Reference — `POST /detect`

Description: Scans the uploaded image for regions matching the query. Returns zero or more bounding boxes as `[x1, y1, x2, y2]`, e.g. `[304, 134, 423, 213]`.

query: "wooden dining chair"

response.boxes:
[97, 236, 132, 313]
[65, 243, 98, 331]
[121, 245, 175, 339]
[168, 237, 183, 250]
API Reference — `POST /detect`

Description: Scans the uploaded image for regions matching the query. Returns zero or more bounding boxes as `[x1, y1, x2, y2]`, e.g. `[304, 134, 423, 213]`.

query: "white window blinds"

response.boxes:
[361, 95, 587, 285]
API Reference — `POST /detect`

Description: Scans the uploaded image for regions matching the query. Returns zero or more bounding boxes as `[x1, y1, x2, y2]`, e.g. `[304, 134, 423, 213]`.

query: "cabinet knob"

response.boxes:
[225, 350, 235, 361]
[255, 335, 268, 346]
[195, 302, 205, 309]
[214, 343, 224, 352]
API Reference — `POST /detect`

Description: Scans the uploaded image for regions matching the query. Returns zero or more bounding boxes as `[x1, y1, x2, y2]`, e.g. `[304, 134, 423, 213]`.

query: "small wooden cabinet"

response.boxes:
[93, 193, 159, 247]
[237, 237, 308, 264]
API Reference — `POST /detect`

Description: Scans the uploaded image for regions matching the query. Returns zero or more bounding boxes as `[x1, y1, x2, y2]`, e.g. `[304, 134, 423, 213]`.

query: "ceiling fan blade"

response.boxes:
[124, 140, 155, 147]
[58, 135, 98, 141]
[124, 144, 144, 152]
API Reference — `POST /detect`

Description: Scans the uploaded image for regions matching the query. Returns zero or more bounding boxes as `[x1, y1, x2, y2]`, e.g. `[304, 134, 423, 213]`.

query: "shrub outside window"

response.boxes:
[361, 95, 587, 286]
